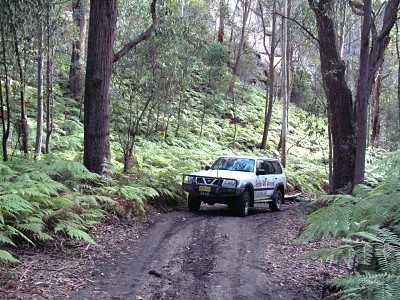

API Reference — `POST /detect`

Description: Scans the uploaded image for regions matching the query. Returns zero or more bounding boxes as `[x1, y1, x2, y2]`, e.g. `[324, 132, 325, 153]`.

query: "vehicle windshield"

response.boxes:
[211, 157, 255, 173]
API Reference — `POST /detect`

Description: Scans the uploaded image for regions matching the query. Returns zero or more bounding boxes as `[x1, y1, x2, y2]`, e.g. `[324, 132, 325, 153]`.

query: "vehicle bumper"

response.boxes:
[182, 183, 245, 205]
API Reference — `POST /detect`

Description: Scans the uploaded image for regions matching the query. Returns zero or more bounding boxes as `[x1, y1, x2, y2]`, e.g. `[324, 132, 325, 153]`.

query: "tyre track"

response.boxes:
[73, 203, 336, 300]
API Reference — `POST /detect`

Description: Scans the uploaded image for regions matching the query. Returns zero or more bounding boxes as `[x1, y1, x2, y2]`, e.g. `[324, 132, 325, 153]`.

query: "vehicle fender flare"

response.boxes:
[243, 183, 255, 205]
[272, 183, 285, 204]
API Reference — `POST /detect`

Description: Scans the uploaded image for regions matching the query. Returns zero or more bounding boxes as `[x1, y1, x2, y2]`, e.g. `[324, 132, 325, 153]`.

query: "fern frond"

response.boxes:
[0, 250, 19, 263]
[333, 273, 400, 300]
[0, 233, 17, 247]
[0, 195, 33, 214]
[54, 222, 96, 244]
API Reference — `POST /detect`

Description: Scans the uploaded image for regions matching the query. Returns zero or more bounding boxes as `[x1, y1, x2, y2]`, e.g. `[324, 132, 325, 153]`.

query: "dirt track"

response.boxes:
[72, 202, 335, 300]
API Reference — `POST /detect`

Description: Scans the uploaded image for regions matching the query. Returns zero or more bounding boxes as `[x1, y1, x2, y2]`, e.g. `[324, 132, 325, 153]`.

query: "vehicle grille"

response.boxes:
[195, 177, 221, 186]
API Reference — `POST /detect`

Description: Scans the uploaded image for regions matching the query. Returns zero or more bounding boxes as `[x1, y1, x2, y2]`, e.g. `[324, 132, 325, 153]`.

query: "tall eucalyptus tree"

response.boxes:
[308, 0, 400, 191]
[83, 0, 158, 175]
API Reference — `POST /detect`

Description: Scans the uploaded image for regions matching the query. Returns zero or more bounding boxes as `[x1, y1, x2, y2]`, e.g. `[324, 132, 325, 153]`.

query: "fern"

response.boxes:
[0, 250, 19, 263]
[54, 222, 96, 244]
[299, 150, 400, 299]
[333, 273, 400, 300]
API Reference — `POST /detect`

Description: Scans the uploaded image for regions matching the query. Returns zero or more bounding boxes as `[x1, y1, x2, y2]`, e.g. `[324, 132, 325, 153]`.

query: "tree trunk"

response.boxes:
[308, 0, 356, 192]
[0, 29, 11, 162]
[228, 0, 251, 144]
[69, 0, 88, 98]
[45, 9, 54, 154]
[354, 0, 399, 185]
[260, 0, 277, 149]
[35, 18, 44, 159]
[370, 72, 387, 146]
[218, 0, 225, 43]
[354, 0, 372, 185]
[396, 23, 400, 132]
[83, 0, 117, 176]
[84, 0, 158, 175]
[280, 0, 288, 167]
[14, 37, 29, 155]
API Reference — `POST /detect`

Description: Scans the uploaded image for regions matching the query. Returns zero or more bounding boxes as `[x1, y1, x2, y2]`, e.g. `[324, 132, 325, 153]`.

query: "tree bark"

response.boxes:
[218, 0, 225, 43]
[84, 0, 117, 176]
[354, 0, 372, 184]
[84, 0, 158, 175]
[0, 29, 11, 162]
[354, 0, 399, 185]
[45, 8, 54, 154]
[69, 0, 88, 98]
[260, 0, 277, 150]
[35, 18, 44, 159]
[370, 72, 387, 146]
[396, 23, 400, 132]
[308, 0, 356, 192]
[280, 0, 288, 167]
[14, 36, 29, 155]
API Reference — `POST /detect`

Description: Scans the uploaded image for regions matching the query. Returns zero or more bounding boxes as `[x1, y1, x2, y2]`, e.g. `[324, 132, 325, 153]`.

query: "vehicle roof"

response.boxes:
[216, 155, 280, 162]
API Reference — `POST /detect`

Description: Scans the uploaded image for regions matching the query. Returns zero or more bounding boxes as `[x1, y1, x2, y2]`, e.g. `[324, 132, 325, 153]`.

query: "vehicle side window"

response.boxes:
[264, 162, 274, 175]
[256, 161, 264, 174]
[272, 162, 282, 174]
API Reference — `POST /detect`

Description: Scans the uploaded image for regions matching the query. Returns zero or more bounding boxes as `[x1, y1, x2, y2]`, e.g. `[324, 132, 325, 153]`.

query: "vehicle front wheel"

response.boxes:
[188, 195, 201, 212]
[237, 191, 250, 217]
[269, 190, 282, 212]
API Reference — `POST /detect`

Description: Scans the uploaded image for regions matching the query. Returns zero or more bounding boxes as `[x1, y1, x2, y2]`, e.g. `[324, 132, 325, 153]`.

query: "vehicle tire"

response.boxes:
[188, 195, 201, 212]
[236, 191, 250, 217]
[269, 190, 282, 212]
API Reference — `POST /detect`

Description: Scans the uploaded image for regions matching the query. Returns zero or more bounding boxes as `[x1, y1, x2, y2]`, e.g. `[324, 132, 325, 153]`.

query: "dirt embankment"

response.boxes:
[1, 202, 339, 300]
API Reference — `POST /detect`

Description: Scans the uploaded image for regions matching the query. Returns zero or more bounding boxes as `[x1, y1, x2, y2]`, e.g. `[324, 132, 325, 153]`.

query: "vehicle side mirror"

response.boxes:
[205, 166, 210, 170]
[256, 168, 265, 176]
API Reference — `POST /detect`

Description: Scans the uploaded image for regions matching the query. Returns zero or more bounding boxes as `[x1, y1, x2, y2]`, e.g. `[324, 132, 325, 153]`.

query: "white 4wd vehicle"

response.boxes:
[182, 156, 287, 217]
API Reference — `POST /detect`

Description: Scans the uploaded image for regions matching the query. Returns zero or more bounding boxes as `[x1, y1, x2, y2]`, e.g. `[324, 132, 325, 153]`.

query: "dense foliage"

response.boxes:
[1, 2, 399, 298]
[299, 150, 400, 299]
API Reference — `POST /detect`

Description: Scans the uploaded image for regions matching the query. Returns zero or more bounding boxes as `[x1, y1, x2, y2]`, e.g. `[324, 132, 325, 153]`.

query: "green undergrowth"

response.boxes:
[0, 82, 334, 263]
[298, 150, 400, 300]
[0, 156, 113, 263]
[4, 81, 387, 264]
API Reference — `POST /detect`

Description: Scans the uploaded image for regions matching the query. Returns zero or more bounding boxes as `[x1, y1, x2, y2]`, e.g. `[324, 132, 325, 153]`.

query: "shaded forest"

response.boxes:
[1, 0, 400, 298]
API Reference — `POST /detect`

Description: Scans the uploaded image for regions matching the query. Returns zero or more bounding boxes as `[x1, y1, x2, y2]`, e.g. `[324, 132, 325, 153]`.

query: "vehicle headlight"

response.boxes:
[222, 179, 237, 188]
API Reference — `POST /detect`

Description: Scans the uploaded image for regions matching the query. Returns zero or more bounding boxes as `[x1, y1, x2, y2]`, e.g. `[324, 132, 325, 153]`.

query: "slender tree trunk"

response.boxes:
[69, 0, 88, 98]
[396, 23, 400, 132]
[354, 0, 372, 185]
[14, 37, 29, 155]
[218, 0, 225, 43]
[280, 0, 288, 167]
[228, 0, 251, 144]
[1, 29, 11, 162]
[308, 0, 356, 192]
[35, 18, 44, 159]
[45, 9, 54, 154]
[370, 72, 387, 146]
[84, 0, 117, 175]
[260, 0, 277, 149]
[175, 94, 183, 136]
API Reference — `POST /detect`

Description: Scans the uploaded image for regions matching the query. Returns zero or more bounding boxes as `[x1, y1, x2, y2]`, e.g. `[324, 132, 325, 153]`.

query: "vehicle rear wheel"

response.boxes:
[269, 190, 282, 212]
[237, 191, 250, 217]
[188, 195, 201, 212]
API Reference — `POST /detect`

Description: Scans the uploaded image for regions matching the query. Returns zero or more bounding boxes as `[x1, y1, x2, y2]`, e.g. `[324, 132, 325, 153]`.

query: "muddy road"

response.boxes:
[72, 203, 334, 300]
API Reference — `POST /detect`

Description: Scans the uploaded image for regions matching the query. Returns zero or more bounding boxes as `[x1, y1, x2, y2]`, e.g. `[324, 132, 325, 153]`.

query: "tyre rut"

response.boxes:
[73, 203, 335, 300]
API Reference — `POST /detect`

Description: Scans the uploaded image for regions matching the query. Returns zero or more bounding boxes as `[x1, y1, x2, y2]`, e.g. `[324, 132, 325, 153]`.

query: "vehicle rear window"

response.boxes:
[272, 162, 282, 174]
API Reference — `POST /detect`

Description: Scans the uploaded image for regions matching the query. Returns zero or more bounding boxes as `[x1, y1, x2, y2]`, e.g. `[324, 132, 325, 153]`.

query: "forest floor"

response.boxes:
[0, 200, 343, 300]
